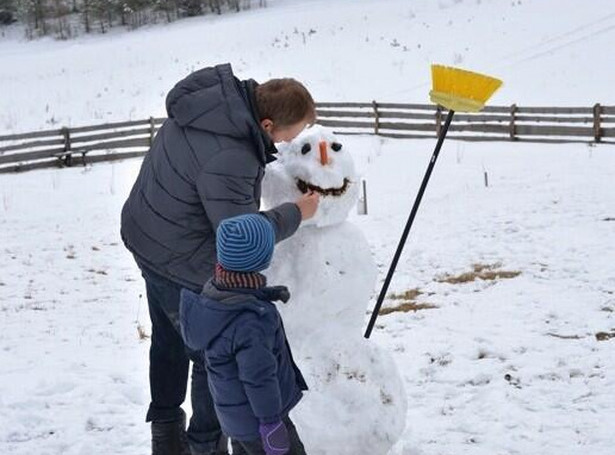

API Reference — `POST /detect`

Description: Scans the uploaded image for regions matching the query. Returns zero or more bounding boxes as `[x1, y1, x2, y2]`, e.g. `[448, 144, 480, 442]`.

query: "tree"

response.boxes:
[91, 0, 113, 32]
[228, 0, 240, 12]
[18, 0, 49, 37]
[122, 0, 152, 28]
[0, 0, 17, 25]
[154, 0, 178, 22]
[49, 0, 72, 39]
[10, 0, 269, 37]
[179, 0, 203, 16]
[81, 0, 92, 32]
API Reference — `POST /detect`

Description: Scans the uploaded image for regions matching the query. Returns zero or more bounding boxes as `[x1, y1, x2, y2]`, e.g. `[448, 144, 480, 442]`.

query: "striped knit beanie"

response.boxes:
[216, 214, 275, 272]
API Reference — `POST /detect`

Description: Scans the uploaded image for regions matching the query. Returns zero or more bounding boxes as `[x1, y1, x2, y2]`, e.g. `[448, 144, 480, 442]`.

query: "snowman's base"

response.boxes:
[288, 331, 407, 455]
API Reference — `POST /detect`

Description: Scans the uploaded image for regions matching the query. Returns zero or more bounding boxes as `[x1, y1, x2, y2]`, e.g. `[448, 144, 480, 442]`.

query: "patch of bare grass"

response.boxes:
[377, 263, 521, 317]
[379, 288, 438, 315]
[388, 288, 423, 301]
[379, 302, 438, 315]
[435, 263, 521, 284]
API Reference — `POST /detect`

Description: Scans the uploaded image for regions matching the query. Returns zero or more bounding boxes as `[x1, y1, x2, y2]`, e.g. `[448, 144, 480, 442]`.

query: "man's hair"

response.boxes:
[255, 78, 316, 127]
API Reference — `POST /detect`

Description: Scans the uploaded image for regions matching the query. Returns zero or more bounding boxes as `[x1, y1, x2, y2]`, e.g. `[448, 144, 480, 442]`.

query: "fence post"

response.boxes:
[61, 127, 72, 167]
[509, 104, 517, 141]
[149, 117, 156, 146]
[435, 105, 442, 137]
[372, 101, 380, 135]
[357, 180, 368, 215]
[593, 103, 602, 143]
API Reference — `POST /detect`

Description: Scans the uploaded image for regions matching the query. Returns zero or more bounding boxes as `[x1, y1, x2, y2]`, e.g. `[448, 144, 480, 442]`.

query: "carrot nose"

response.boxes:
[319, 141, 328, 165]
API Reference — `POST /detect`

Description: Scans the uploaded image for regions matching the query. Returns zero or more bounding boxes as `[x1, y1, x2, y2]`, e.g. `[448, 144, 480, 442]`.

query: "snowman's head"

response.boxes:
[262, 124, 359, 227]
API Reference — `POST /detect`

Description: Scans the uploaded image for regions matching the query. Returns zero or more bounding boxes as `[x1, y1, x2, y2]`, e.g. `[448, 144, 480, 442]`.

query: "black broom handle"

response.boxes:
[364, 109, 455, 339]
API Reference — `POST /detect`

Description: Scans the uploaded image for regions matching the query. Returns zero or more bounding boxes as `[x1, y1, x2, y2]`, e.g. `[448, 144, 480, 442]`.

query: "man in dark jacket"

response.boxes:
[180, 214, 308, 455]
[120, 63, 319, 455]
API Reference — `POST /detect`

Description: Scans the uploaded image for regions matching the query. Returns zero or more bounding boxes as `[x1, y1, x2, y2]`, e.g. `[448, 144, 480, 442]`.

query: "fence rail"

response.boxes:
[1, 102, 613, 173]
[0, 117, 165, 173]
[315, 102, 615, 143]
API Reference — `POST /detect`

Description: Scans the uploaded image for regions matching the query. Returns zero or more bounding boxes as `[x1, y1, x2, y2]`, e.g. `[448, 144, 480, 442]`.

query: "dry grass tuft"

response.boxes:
[379, 302, 438, 315]
[388, 288, 423, 301]
[379, 287, 438, 316]
[435, 263, 521, 284]
[377, 263, 520, 317]
[137, 324, 150, 340]
[379, 288, 438, 315]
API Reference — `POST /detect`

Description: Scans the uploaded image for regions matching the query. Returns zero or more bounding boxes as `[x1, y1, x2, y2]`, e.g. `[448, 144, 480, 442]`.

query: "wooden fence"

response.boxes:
[1, 102, 613, 174]
[316, 102, 615, 142]
[0, 117, 165, 174]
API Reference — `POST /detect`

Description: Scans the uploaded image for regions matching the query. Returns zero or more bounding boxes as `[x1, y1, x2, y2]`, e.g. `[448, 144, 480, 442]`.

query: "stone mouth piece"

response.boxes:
[296, 178, 351, 197]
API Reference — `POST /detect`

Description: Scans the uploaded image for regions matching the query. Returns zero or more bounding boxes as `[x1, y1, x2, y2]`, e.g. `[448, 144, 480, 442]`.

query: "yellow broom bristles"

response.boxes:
[430, 65, 502, 112]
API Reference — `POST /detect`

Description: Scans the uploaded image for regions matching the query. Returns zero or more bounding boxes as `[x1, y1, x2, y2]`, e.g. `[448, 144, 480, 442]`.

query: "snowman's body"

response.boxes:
[265, 223, 374, 349]
[262, 126, 407, 455]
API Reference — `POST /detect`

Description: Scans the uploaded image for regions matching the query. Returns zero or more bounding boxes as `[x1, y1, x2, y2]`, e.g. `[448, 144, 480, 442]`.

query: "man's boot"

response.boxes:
[151, 411, 191, 455]
[189, 434, 229, 455]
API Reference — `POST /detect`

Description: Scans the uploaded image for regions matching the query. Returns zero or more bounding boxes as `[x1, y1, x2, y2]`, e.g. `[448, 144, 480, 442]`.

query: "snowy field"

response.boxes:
[1, 0, 615, 454]
[1, 138, 614, 454]
[2, 0, 615, 133]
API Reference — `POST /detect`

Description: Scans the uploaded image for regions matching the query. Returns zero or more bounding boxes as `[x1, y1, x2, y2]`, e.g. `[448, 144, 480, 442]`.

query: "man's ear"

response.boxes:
[260, 119, 274, 133]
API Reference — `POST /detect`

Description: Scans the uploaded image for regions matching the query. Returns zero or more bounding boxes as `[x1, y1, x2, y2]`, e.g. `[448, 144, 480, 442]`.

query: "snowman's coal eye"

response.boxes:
[331, 142, 343, 152]
[301, 143, 311, 155]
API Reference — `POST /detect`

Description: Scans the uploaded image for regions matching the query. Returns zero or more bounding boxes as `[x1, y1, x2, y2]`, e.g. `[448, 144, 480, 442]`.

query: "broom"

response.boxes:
[364, 65, 502, 339]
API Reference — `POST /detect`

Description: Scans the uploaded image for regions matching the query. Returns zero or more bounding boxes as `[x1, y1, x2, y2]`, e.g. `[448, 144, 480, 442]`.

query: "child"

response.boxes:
[180, 214, 308, 455]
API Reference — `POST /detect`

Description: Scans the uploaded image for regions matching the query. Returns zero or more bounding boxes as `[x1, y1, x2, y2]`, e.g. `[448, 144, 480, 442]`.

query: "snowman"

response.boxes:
[262, 125, 408, 455]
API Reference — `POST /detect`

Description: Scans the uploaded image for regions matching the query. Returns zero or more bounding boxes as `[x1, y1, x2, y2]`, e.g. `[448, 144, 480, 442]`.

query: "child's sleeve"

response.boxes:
[233, 317, 283, 423]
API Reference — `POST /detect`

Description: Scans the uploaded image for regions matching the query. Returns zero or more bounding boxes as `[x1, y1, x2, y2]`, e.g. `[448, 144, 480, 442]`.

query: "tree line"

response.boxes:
[0, 0, 267, 39]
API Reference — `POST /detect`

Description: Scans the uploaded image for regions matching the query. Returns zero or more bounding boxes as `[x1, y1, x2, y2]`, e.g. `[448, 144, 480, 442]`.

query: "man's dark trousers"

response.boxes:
[141, 264, 223, 454]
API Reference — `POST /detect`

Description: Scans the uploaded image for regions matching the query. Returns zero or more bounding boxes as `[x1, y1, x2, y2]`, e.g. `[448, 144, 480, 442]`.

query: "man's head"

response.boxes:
[256, 78, 316, 143]
[216, 214, 275, 273]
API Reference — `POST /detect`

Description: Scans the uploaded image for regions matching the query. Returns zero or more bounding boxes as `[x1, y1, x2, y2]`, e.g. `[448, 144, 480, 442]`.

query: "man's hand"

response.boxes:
[295, 191, 320, 220]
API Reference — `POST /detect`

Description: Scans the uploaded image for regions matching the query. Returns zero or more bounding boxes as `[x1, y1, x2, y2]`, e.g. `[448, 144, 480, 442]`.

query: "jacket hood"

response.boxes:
[166, 64, 255, 139]
[180, 283, 265, 351]
[165, 64, 276, 164]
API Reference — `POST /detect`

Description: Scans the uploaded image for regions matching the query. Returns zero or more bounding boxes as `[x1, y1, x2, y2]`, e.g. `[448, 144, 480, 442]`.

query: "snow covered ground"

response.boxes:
[361, 139, 615, 455]
[1, 137, 613, 454]
[1, 0, 615, 454]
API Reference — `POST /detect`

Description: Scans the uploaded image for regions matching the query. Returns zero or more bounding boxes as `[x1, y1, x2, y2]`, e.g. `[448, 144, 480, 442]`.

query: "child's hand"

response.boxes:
[259, 420, 289, 455]
[296, 191, 320, 220]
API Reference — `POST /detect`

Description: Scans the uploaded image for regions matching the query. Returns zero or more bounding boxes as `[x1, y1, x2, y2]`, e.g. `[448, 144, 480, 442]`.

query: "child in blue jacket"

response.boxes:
[180, 214, 308, 455]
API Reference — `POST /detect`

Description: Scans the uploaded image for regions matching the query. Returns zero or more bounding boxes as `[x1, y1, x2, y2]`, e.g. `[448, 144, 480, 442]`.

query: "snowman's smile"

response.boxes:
[296, 178, 351, 197]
